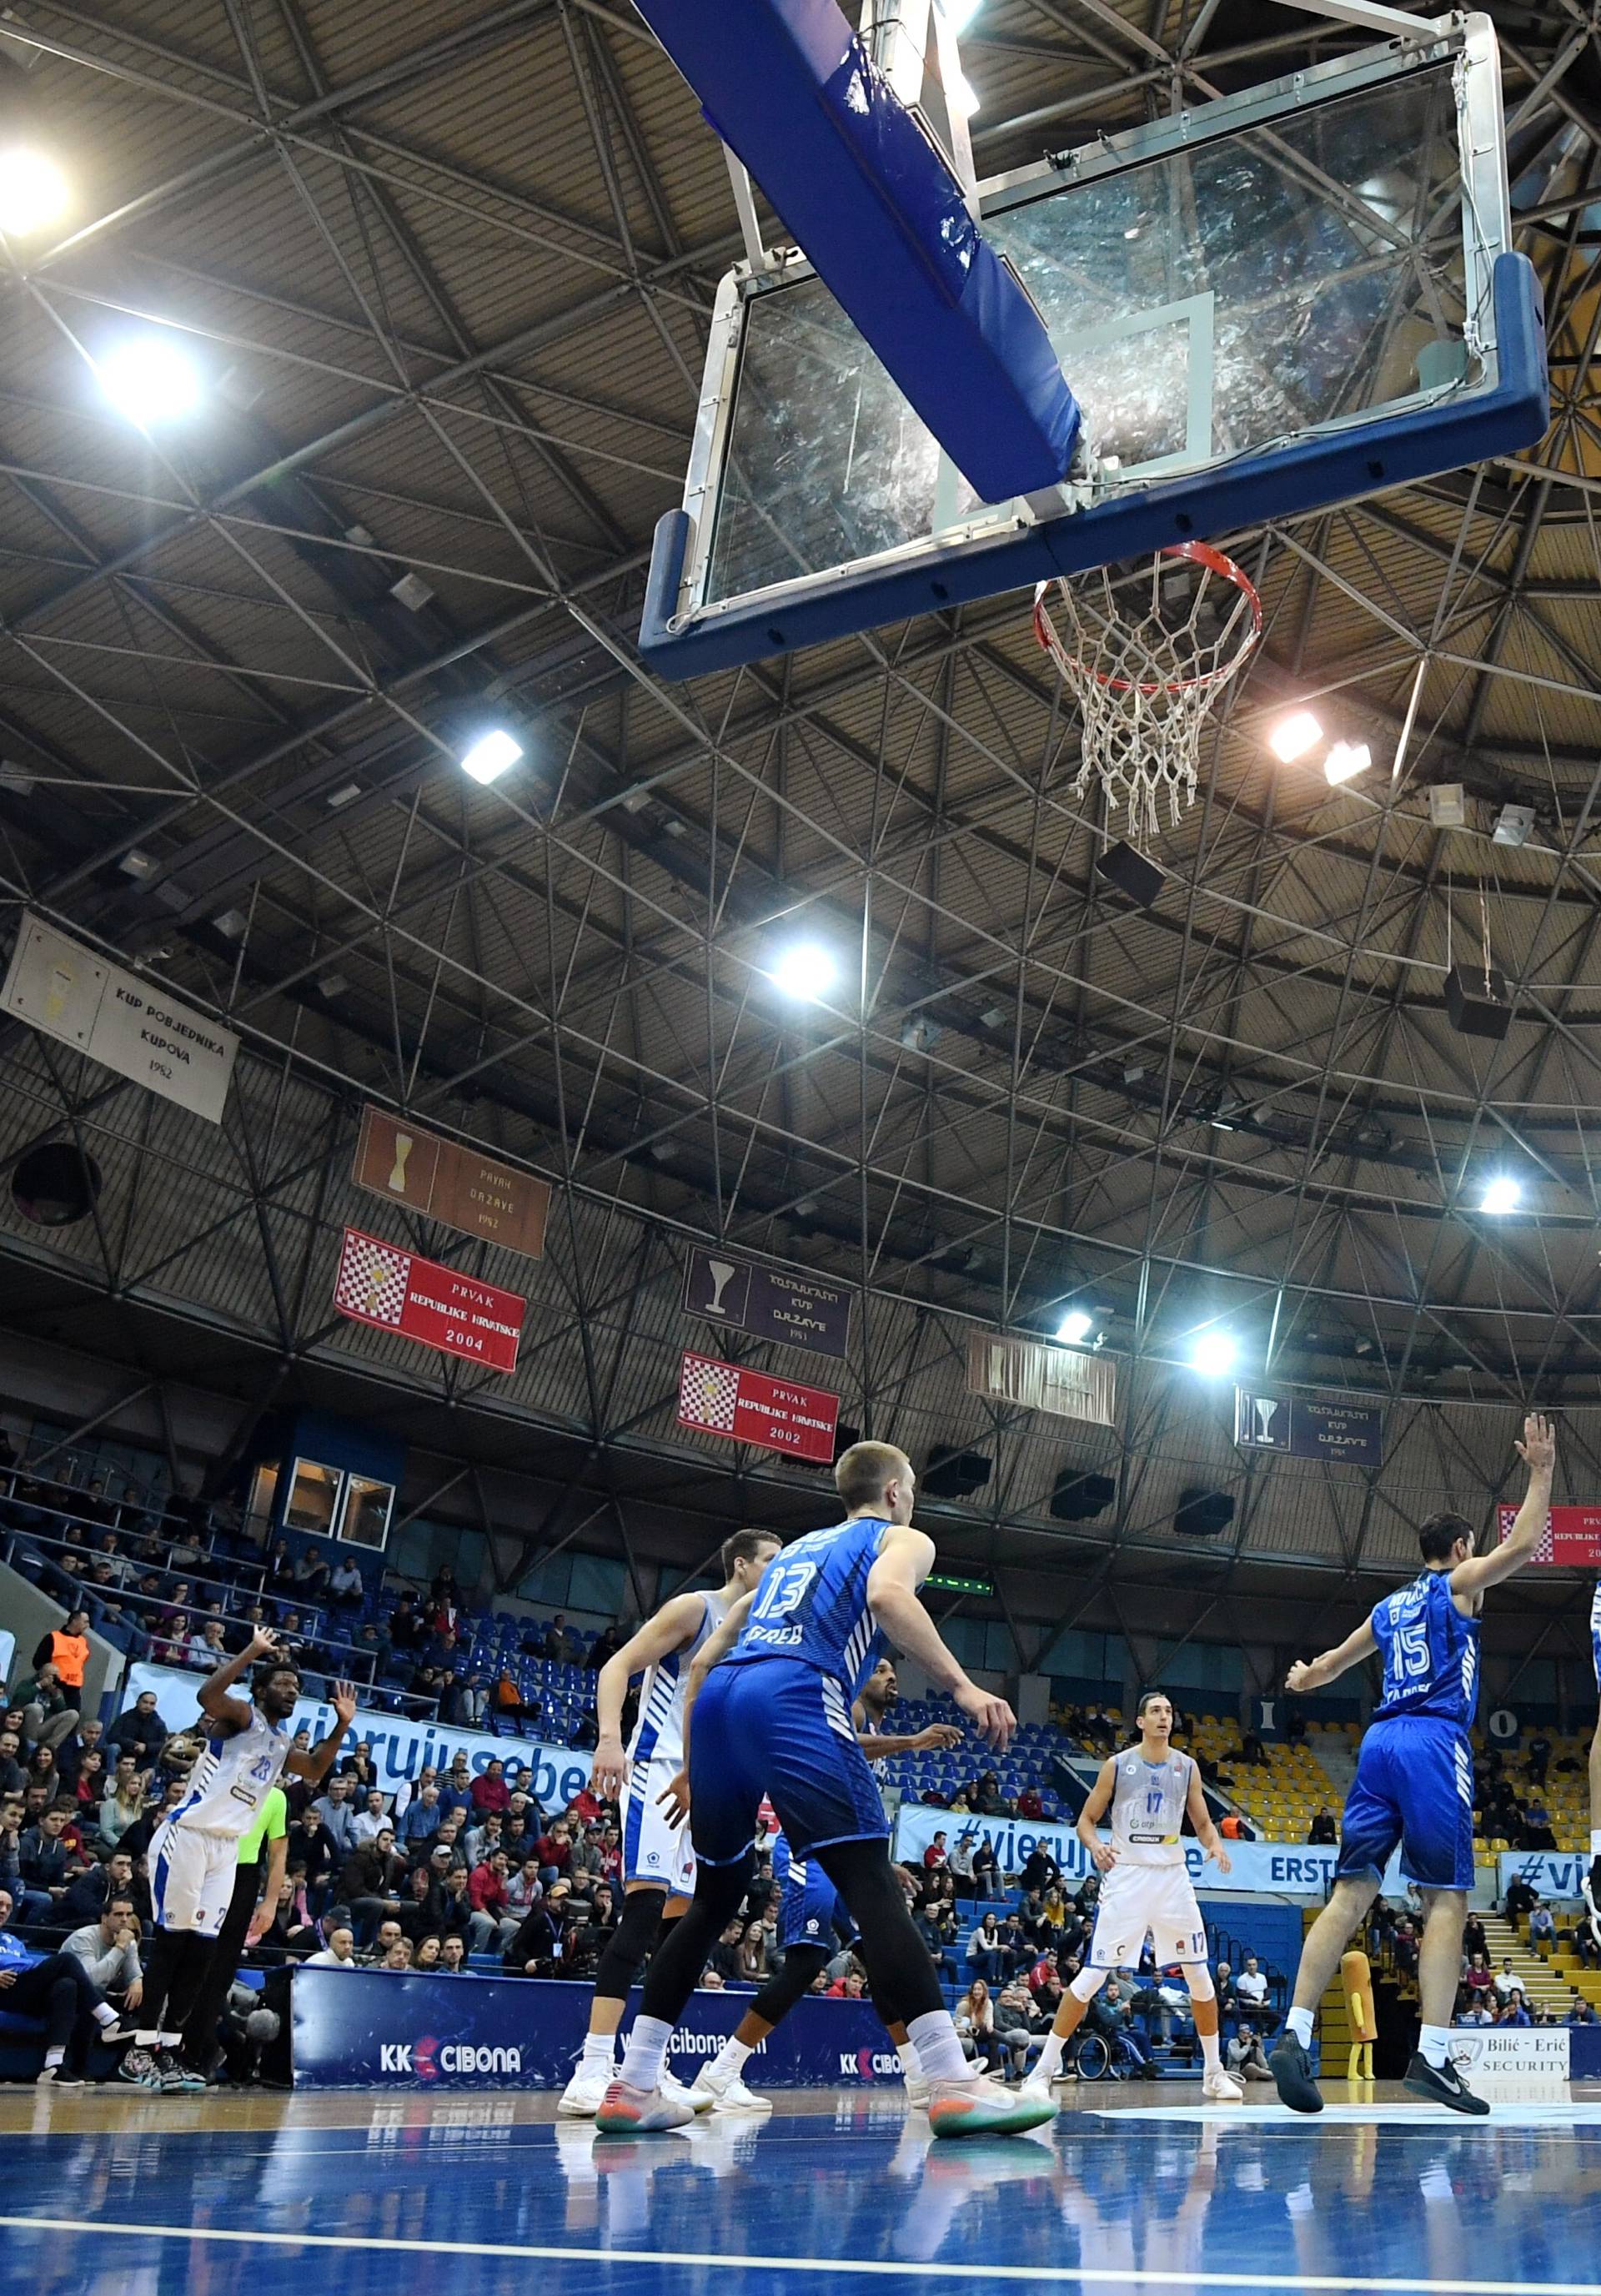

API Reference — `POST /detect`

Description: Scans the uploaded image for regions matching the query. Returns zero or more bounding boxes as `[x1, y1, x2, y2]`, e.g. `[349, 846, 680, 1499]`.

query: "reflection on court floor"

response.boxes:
[3, 2086, 1600, 2296]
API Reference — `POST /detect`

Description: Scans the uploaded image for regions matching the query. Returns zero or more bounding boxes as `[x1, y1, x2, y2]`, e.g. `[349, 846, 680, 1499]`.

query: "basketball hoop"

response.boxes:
[1034, 542, 1262, 850]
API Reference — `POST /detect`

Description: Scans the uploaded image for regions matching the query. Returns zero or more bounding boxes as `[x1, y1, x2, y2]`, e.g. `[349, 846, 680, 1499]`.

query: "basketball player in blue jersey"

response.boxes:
[558, 1529, 781, 2117]
[1270, 1410, 1555, 2116]
[1587, 1579, 1601, 1954]
[597, 1439, 1057, 2139]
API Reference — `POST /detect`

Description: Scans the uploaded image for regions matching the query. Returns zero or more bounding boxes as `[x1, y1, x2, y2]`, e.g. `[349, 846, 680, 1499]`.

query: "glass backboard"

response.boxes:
[640, 13, 1546, 676]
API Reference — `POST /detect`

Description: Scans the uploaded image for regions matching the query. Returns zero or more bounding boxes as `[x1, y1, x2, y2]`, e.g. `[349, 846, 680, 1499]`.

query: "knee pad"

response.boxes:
[1069, 1966, 1109, 2004]
[595, 1888, 670, 2000]
[1184, 1965, 1215, 2003]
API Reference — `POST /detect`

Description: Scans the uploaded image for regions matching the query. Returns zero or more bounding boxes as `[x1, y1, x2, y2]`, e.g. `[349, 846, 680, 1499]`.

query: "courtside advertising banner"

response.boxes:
[893, 1802, 1403, 1898]
[291, 1967, 908, 2090]
[124, 1662, 595, 1806]
[1447, 2027, 1569, 2081]
[1498, 1849, 1593, 1901]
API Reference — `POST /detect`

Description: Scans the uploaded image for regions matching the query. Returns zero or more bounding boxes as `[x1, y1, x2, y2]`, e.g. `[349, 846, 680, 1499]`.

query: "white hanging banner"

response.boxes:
[2, 913, 239, 1124]
[966, 1329, 1117, 1426]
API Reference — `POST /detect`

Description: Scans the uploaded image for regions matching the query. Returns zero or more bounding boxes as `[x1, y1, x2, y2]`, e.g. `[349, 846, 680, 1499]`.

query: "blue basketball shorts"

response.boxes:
[690, 1656, 889, 1866]
[1335, 1716, 1475, 1892]
[773, 1827, 856, 1952]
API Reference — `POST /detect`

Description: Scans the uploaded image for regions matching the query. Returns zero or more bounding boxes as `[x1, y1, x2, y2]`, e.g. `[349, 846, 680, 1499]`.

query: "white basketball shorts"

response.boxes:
[1088, 1856, 1208, 1968]
[621, 1751, 696, 1897]
[150, 1817, 239, 1938]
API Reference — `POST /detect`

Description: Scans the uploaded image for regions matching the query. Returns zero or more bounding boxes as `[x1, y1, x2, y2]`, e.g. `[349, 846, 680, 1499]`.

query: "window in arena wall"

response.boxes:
[284, 1456, 343, 1537]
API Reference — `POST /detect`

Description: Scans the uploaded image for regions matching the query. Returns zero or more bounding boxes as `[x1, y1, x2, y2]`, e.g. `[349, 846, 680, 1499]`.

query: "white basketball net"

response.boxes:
[1034, 544, 1262, 851]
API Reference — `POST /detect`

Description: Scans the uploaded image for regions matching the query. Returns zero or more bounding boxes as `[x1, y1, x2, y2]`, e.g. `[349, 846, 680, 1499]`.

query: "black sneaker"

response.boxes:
[1403, 2051, 1489, 2116]
[1268, 2032, 1323, 2114]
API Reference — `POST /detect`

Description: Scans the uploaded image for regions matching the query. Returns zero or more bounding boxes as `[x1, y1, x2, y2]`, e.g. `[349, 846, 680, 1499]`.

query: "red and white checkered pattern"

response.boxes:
[335, 1230, 411, 1328]
[680, 1354, 740, 1433]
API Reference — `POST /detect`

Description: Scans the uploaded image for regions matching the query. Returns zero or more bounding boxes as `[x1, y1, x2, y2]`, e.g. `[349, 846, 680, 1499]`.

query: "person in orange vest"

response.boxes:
[33, 1610, 89, 1698]
[1219, 1811, 1247, 1840]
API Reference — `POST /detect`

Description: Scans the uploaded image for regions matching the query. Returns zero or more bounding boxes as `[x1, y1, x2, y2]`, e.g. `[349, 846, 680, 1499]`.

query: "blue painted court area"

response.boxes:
[4, 2093, 1601, 2296]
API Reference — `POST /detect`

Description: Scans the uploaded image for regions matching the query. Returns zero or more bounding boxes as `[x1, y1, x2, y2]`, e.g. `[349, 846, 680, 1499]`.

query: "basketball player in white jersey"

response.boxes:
[119, 1628, 354, 2093]
[1023, 1690, 1243, 2102]
[558, 1529, 781, 2117]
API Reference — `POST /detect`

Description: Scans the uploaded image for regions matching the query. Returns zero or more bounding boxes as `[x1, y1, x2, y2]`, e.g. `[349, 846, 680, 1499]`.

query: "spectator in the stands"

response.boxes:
[1227, 2022, 1273, 2081]
[108, 1691, 169, 1774]
[329, 1556, 364, 1608]
[339, 1741, 378, 1798]
[1235, 1954, 1268, 2009]
[16, 1804, 83, 1921]
[152, 1609, 193, 1666]
[268, 1541, 298, 1591]
[966, 1912, 1007, 1986]
[438, 1756, 475, 1821]
[504, 1897, 561, 1977]
[398, 1782, 442, 1849]
[286, 1806, 335, 1914]
[1530, 1901, 1556, 1948]
[63, 1889, 143, 2026]
[309, 1771, 359, 1860]
[388, 1595, 422, 1652]
[339, 1826, 407, 1944]
[971, 1837, 1001, 1899]
[1504, 1871, 1537, 1922]
[60, 1846, 135, 1927]
[1527, 1729, 1552, 1788]
[0, 1884, 123, 2081]
[1498, 1989, 1532, 2027]
[16, 1659, 78, 1754]
[351, 1788, 391, 1848]
[188, 1618, 228, 1669]
[1214, 1960, 1238, 2017]
[1020, 1841, 1060, 1896]
[1307, 1809, 1338, 1846]
[306, 1925, 357, 1967]
[0, 1732, 24, 1800]
[439, 1936, 468, 1972]
[736, 1920, 769, 1983]
[29, 1612, 90, 1716]
[1016, 1784, 1047, 1821]
[542, 1613, 577, 1665]
[1463, 1912, 1488, 1961]
[1093, 1977, 1153, 2071]
[586, 1624, 625, 1671]
[471, 1759, 510, 1817]
[1568, 1998, 1598, 2024]
[922, 1831, 948, 1871]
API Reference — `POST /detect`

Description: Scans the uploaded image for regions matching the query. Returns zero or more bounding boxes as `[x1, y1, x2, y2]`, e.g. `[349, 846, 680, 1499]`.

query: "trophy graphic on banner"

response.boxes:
[388, 1133, 414, 1194]
[704, 1259, 738, 1316]
[1252, 1396, 1281, 1446]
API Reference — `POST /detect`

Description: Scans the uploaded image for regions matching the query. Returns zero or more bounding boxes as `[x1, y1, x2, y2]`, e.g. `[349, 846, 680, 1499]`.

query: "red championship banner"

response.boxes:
[676, 1349, 840, 1464]
[1497, 1503, 1601, 1568]
[333, 1226, 524, 1374]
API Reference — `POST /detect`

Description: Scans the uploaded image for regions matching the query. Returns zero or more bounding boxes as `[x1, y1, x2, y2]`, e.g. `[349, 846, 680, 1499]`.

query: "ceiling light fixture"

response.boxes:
[98, 336, 202, 426]
[769, 941, 838, 1002]
[1478, 1175, 1521, 1215]
[459, 729, 522, 786]
[1323, 741, 1371, 786]
[1056, 1309, 1094, 1344]
[1267, 710, 1322, 763]
[1187, 1329, 1238, 1377]
[0, 147, 67, 235]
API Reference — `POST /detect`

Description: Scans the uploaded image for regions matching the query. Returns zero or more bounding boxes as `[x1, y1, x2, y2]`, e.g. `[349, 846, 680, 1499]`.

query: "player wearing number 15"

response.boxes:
[1270, 1412, 1557, 2118]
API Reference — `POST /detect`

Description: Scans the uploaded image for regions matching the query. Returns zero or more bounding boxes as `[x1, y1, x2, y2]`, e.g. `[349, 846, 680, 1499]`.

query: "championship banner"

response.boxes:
[966, 1329, 1116, 1426]
[1496, 1503, 1601, 1567]
[291, 1967, 909, 2090]
[1233, 1389, 1383, 1468]
[682, 1245, 851, 1359]
[892, 1802, 1403, 1899]
[1497, 1849, 1593, 1901]
[2, 911, 239, 1123]
[354, 1105, 550, 1260]
[676, 1349, 839, 1463]
[123, 1661, 595, 1808]
[334, 1225, 524, 1373]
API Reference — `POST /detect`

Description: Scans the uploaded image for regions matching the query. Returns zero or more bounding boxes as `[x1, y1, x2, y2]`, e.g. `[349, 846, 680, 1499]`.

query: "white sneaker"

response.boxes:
[692, 2067, 772, 2114]
[661, 2067, 715, 2115]
[903, 2067, 931, 2108]
[1019, 2076, 1053, 2105]
[1202, 2066, 1246, 2103]
[559, 2061, 615, 2117]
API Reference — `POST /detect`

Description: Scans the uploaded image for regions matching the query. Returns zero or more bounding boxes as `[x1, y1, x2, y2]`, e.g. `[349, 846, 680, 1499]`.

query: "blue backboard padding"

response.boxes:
[635, 0, 1080, 500]
[640, 252, 1548, 676]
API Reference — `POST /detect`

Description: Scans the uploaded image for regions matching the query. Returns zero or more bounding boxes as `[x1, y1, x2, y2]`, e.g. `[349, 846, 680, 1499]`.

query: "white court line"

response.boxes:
[1, 2215, 1598, 2295]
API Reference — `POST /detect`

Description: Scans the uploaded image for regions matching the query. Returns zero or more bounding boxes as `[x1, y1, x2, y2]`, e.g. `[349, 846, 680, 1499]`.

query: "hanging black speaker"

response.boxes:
[1174, 1486, 1235, 1537]
[1444, 962, 1511, 1041]
[1095, 840, 1162, 910]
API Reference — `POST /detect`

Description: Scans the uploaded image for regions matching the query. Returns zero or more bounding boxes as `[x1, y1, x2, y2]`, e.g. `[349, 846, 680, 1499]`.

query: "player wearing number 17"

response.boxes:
[1270, 1411, 1557, 2118]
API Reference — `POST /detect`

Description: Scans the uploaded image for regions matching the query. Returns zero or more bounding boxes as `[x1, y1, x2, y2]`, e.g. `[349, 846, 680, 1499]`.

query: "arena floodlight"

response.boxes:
[1323, 740, 1372, 786]
[769, 941, 838, 1002]
[1267, 710, 1322, 763]
[1056, 1309, 1094, 1344]
[1478, 1175, 1521, 1215]
[1187, 1329, 1238, 1377]
[459, 729, 522, 786]
[98, 335, 202, 426]
[0, 148, 68, 235]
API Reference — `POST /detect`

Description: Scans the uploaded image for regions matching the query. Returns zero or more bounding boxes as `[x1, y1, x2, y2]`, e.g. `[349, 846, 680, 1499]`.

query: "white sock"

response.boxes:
[92, 2002, 117, 2028]
[619, 2014, 673, 2093]
[896, 2034, 921, 2077]
[1033, 2030, 1066, 2083]
[1418, 2022, 1450, 2070]
[580, 2032, 615, 2071]
[134, 2029, 158, 2049]
[43, 2047, 64, 2069]
[1199, 2027, 1222, 2072]
[1287, 2006, 1314, 2049]
[909, 2010, 970, 2084]
[711, 2037, 753, 2080]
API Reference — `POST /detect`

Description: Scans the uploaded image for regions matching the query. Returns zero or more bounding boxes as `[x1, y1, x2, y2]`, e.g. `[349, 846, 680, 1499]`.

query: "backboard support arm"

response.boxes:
[1267, 0, 1434, 40]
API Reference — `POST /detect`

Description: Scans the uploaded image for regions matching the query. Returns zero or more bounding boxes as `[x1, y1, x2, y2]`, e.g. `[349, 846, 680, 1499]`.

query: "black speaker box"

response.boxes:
[1096, 839, 1162, 909]
[1444, 962, 1510, 1040]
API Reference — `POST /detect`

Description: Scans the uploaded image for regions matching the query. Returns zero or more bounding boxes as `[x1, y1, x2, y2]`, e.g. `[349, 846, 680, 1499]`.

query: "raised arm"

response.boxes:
[1077, 1755, 1118, 1871]
[856, 1722, 964, 1760]
[196, 1626, 282, 1734]
[1285, 1615, 1378, 1696]
[1450, 1412, 1555, 1602]
[865, 1526, 1015, 1748]
[590, 1593, 711, 1799]
[283, 1683, 359, 1782]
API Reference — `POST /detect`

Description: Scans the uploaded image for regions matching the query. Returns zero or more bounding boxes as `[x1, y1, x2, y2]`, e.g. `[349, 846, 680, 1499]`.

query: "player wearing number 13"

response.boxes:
[1270, 1412, 1556, 2118]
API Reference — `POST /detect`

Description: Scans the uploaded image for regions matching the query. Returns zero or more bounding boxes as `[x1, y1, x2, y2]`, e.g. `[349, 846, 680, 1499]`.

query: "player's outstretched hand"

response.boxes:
[591, 1734, 627, 1801]
[1210, 1843, 1232, 1875]
[656, 1768, 690, 1829]
[244, 1626, 284, 1663]
[1284, 1659, 1312, 1693]
[955, 1681, 1015, 1751]
[330, 1681, 359, 1730]
[913, 1724, 964, 1751]
[1515, 1412, 1555, 1475]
